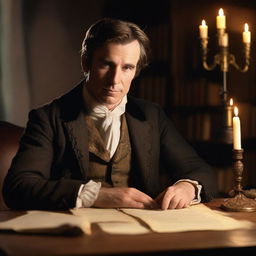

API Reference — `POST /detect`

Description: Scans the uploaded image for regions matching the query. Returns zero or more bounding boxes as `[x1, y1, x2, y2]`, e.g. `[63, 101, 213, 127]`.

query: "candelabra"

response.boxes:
[199, 10, 255, 212]
[221, 149, 256, 212]
[199, 22, 251, 143]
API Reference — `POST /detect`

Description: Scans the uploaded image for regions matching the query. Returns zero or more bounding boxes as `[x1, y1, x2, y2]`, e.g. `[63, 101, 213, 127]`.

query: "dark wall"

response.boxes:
[22, 0, 104, 108]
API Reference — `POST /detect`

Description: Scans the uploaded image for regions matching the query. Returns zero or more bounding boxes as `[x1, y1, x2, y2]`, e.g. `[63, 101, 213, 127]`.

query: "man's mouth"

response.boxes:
[103, 89, 120, 93]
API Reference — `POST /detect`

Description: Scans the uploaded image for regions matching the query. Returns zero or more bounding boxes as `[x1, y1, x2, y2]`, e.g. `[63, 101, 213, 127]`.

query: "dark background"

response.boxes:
[10, 0, 256, 193]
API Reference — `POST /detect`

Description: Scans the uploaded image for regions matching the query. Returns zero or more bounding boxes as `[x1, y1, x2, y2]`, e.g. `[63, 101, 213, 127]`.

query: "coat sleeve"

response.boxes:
[157, 106, 218, 202]
[3, 107, 83, 210]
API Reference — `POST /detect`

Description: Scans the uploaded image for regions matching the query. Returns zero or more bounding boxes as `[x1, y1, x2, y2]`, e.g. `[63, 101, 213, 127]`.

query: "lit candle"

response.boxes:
[227, 98, 233, 127]
[216, 8, 226, 29]
[233, 106, 241, 150]
[219, 33, 229, 46]
[243, 23, 251, 43]
[199, 20, 208, 38]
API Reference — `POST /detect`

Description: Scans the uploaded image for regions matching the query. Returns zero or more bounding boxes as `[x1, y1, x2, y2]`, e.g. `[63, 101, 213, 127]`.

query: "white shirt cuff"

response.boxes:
[174, 179, 202, 205]
[75, 180, 102, 208]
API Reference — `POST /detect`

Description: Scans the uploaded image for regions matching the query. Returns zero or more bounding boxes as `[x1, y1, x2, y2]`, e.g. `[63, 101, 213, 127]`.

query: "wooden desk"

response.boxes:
[0, 198, 256, 256]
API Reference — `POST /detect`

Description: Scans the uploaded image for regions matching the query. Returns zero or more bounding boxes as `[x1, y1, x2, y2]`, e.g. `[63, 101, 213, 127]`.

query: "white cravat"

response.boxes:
[89, 98, 127, 158]
[83, 85, 127, 158]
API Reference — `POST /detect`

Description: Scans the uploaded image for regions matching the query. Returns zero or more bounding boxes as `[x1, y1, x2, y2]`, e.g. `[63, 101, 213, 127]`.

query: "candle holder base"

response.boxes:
[243, 189, 256, 199]
[221, 193, 256, 212]
[221, 149, 256, 212]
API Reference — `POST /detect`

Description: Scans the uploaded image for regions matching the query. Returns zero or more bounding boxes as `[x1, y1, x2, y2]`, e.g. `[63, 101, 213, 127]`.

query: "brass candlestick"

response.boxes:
[221, 149, 256, 212]
[201, 36, 250, 73]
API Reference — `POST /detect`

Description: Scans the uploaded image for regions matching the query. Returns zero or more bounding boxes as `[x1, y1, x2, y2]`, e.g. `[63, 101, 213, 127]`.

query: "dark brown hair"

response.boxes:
[81, 18, 150, 75]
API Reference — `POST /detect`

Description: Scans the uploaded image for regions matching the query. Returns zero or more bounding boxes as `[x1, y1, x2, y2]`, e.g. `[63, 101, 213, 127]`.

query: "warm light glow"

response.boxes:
[199, 20, 208, 38]
[219, 8, 224, 16]
[234, 106, 239, 116]
[230, 98, 233, 106]
[244, 23, 249, 32]
[216, 8, 226, 29]
[243, 23, 251, 43]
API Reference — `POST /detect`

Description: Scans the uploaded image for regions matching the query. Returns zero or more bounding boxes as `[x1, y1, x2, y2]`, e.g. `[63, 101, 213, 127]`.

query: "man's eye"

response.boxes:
[99, 61, 112, 69]
[123, 65, 135, 71]
[101, 63, 110, 68]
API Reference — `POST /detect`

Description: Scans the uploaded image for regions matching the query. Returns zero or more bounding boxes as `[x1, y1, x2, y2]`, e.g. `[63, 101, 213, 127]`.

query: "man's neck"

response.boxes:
[83, 83, 125, 112]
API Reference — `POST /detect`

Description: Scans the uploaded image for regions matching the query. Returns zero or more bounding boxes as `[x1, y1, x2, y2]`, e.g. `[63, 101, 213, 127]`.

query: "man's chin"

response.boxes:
[100, 96, 121, 109]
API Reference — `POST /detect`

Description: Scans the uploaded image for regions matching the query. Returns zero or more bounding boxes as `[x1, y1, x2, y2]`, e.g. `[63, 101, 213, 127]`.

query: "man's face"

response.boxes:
[85, 40, 140, 110]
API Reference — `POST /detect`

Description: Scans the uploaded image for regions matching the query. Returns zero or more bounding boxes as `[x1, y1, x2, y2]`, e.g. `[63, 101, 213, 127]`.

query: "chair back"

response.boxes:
[0, 121, 24, 210]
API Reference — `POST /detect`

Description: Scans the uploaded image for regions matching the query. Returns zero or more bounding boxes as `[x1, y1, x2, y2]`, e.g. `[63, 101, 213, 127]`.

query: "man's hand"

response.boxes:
[155, 182, 196, 210]
[93, 187, 158, 209]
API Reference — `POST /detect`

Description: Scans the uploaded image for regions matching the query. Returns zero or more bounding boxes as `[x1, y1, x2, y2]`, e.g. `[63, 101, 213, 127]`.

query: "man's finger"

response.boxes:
[161, 191, 175, 210]
[167, 196, 180, 209]
[128, 188, 157, 207]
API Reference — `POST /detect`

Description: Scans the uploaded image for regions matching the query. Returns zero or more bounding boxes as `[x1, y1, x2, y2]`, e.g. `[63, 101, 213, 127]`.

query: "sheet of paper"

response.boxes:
[98, 222, 149, 234]
[72, 208, 133, 223]
[0, 211, 91, 235]
[72, 208, 150, 234]
[122, 204, 254, 233]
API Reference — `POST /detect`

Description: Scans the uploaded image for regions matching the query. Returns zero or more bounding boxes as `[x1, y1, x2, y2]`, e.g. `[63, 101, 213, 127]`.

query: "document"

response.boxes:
[122, 204, 254, 233]
[0, 210, 91, 236]
[72, 204, 254, 234]
[71, 208, 150, 234]
[1, 204, 254, 236]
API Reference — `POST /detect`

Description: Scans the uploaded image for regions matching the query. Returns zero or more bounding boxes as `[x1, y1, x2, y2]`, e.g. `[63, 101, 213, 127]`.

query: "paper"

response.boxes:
[71, 208, 133, 223]
[1, 204, 253, 236]
[122, 204, 254, 233]
[0, 211, 91, 236]
[72, 208, 150, 234]
[97, 222, 149, 234]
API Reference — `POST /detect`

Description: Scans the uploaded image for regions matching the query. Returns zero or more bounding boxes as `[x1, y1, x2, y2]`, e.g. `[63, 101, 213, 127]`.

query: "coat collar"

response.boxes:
[59, 81, 86, 122]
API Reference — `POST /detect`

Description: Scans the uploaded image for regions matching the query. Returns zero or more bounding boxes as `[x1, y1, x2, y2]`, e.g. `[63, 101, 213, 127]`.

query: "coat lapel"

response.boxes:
[64, 112, 89, 180]
[59, 82, 89, 180]
[126, 99, 153, 192]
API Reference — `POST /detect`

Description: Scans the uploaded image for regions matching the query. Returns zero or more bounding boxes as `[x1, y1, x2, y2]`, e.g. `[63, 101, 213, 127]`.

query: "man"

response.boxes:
[3, 18, 218, 210]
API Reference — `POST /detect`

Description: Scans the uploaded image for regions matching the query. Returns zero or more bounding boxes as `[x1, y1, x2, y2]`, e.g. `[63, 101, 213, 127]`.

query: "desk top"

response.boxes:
[0, 198, 256, 256]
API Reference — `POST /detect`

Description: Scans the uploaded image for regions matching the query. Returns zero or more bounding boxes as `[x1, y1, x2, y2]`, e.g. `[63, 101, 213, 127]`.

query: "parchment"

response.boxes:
[122, 204, 254, 233]
[72, 208, 150, 234]
[0, 210, 91, 235]
[4, 204, 252, 236]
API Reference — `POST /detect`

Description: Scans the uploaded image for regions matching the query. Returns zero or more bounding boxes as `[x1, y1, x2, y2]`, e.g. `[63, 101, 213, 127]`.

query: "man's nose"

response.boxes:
[109, 68, 121, 85]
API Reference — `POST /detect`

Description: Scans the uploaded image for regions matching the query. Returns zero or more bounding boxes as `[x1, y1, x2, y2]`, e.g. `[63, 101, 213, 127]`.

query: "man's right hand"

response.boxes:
[93, 187, 158, 209]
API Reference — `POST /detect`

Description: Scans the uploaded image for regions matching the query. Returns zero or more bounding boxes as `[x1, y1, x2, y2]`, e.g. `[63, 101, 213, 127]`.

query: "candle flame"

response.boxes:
[202, 20, 206, 26]
[219, 8, 224, 16]
[244, 23, 249, 32]
[230, 98, 233, 106]
[234, 106, 239, 116]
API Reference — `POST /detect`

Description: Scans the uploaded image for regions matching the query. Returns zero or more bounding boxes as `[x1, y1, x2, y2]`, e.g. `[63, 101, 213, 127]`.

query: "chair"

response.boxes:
[0, 121, 24, 210]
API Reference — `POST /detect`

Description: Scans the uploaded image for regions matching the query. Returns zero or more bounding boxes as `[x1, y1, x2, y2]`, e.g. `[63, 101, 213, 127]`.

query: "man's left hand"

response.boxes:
[155, 182, 196, 210]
